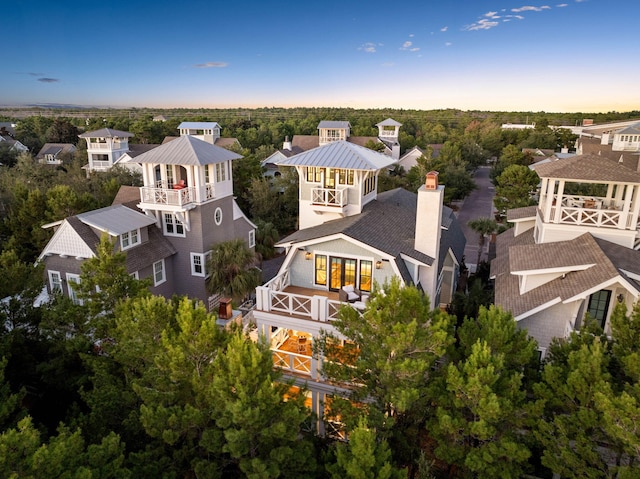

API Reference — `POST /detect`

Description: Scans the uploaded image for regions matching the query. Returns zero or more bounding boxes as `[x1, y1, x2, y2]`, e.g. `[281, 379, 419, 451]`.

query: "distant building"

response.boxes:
[36, 143, 77, 165]
[78, 128, 134, 172]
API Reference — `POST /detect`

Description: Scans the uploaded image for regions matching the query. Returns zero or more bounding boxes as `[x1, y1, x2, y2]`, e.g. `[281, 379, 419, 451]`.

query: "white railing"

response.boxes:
[273, 350, 312, 376]
[319, 135, 345, 143]
[91, 160, 112, 170]
[140, 186, 194, 207]
[543, 194, 628, 229]
[270, 291, 313, 316]
[88, 142, 127, 151]
[311, 187, 347, 207]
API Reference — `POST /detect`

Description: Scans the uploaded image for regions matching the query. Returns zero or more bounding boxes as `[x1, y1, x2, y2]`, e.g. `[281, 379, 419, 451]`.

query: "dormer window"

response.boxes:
[121, 229, 140, 250]
[326, 129, 342, 141]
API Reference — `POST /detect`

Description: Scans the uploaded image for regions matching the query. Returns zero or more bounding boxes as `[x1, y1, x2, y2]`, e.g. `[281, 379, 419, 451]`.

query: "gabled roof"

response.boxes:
[79, 128, 133, 138]
[493, 231, 640, 319]
[318, 121, 350, 129]
[77, 205, 156, 235]
[278, 188, 462, 268]
[532, 153, 640, 183]
[376, 118, 402, 127]
[36, 143, 76, 158]
[130, 135, 242, 166]
[615, 122, 640, 135]
[506, 206, 537, 222]
[178, 121, 220, 130]
[275, 140, 395, 170]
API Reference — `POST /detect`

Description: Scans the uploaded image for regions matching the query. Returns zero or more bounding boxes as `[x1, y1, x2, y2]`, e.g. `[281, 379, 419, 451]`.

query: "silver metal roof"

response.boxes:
[317, 121, 351, 129]
[77, 205, 156, 235]
[376, 118, 402, 127]
[79, 128, 134, 138]
[275, 140, 396, 170]
[178, 121, 221, 129]
[129, 135, 242, 166]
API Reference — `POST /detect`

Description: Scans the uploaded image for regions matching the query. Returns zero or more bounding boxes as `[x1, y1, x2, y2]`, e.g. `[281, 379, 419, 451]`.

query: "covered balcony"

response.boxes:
[541, 194, 629, 229]
[138, 181, 215, 209]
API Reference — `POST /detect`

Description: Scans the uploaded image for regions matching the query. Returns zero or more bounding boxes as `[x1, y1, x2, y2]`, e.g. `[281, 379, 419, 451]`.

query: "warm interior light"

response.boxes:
[305, 251, 312, 260]
[376, 260, 382, 269]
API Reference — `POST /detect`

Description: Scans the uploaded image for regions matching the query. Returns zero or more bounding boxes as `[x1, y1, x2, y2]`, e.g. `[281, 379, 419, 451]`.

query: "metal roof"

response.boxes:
[318, 121, 350, 129]
[129, 135, 242, 166]
[376, 118, 402, 127]
[616, 123, 640, 135]
[178, 122, 221, 129]
[275, 140, 395, 170]
[77, 205, 156, 235]
[79, 128, 133, 138]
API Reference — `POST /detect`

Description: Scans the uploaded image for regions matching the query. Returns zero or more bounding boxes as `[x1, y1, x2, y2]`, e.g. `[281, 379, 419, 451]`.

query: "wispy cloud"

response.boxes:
[359, 42, 378, 53]
[445, 42, 452, 46]
[512, 5, 551, 12]
[38, 77, 59, 83]
[440, 26, 448, 32]
[557, 3, 568, 6]
[399, 40, 420, 52]
[465, 18, 500, 31]
[193, 62, 228, 68]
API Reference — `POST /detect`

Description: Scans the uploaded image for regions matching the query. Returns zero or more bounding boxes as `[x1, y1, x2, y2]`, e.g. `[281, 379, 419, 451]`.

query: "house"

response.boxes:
[395, 144, 444, 172]
[492, 153, 640, 355]
[252, 141, 465, 434]
[575, 119, 640, 170]
[39, 134, 256, 310]
[36, 143, 77, 165]
[0, 134, 28, 153]
[38, 202, 177, 303]
[262, 118, 403, 180]
[177, 121, 240, 148]
[78, 128, 133, 172]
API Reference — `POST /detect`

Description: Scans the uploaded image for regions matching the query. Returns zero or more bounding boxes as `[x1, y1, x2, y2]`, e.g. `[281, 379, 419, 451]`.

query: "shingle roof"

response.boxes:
[615, 122, 640, 135]
[275, 140, 396, 171]
[493, 231, 640, 319]
[506, 206, 537, 222]
[79, 128, 133, 138]
[278, 188, 462, 267]
[532, 154, 640, 183]
[130, 135, 242, 166]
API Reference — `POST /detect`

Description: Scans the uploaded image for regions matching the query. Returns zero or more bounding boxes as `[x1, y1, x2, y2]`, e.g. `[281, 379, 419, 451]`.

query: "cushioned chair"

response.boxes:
[339, 284, 361, 303]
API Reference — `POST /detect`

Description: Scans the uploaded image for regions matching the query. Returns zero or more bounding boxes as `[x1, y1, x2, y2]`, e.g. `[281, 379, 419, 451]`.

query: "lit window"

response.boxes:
[153, 260, 166, 286]
[360, 260, 372, 292]
[315, 255, 327, 286]
[307, 167, 321, 183]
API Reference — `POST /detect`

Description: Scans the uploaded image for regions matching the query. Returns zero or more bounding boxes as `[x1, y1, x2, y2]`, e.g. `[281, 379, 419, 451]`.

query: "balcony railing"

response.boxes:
[90, 160, 112, 170]
[311, 187, 348, 207]
[255, 271, 363, 322]
[87, 142, 127, 150]
[543, 194, 630, 229]
[138, 182, 216, 207]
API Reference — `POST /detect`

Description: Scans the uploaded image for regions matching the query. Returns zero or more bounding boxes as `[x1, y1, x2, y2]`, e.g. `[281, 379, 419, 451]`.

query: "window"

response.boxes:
[153, 260, 166, 286]
[214, 207, 223, 226]
[216, 162, 226, 182]
[130, 271, 139, 280]
[48, 271, 62, 293]
[315, 255, 327, 286]
[338, 169, 354, 185]
[205, 164, 211, 184]
[587, 290, 611, 329]
[248, 230, 256, 248]
[165, 165, 174, 187]
[191, 252, 211, 277]
[307, 167, 321, 183]
[359, 260, 372, 292]
[163, 213, 185, 236]
[364, 175, 376, 195]
[120, 229, 140, 250]
[66, 273, 82, 305]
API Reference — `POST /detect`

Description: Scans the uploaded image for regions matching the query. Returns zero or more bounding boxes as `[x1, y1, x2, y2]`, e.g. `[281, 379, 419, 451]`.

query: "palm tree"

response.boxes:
[205, 238, 261, 304]
[467, 217, 498, 269]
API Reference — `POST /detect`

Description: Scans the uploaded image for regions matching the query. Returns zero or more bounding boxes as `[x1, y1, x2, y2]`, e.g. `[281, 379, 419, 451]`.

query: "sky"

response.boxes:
[2, 0, 639, 113]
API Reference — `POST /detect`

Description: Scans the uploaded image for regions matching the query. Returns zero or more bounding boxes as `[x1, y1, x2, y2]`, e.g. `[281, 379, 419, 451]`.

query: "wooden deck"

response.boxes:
[283, 285, 339, 301]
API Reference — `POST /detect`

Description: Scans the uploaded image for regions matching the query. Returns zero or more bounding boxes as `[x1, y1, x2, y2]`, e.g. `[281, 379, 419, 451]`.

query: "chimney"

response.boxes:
[283, 136, 292, 151]
[414, 171, 443, 260]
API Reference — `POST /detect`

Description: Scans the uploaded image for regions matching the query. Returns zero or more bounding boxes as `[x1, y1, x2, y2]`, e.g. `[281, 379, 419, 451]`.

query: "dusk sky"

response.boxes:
[3, 0, 638, 113]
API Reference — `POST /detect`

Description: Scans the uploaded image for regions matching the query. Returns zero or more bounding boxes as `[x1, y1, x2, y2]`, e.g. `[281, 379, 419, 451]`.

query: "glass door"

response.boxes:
[329, 257, 357, 291]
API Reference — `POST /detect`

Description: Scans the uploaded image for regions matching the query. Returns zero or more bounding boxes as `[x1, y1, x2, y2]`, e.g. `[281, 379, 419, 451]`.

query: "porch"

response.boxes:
[138, 182, 215, 207]
[541, 194, 631, 229]
[255, 271, 364, 323]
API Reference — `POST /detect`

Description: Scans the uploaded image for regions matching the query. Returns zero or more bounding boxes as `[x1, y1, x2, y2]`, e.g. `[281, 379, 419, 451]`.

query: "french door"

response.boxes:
[329, 256, 356, 291]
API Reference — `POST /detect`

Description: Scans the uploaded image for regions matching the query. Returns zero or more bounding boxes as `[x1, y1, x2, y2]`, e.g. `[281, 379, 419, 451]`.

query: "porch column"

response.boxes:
[553, 180, 565, 223]
[628, 184, 640, 230]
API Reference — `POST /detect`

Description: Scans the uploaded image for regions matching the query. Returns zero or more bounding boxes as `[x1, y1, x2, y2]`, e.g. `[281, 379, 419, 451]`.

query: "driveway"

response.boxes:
[455, 166, 496, 273]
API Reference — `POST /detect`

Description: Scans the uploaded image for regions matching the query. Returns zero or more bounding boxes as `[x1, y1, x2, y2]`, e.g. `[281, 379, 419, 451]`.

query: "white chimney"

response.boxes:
[414, 171, 443, 260]
[601, 132, 610, 145]
[283, 136, 292, 151]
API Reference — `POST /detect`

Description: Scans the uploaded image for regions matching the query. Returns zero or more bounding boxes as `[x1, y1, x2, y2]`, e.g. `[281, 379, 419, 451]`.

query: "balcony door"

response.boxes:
[329, 256, 356, 291]
[324, 168, 335, 189]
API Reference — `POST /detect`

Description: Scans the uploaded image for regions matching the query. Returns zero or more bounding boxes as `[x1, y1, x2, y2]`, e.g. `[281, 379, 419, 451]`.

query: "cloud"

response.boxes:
[511, 5, 551, 12]
[440, 26, 448, 32]
[557, 3, 568, 6]
[409, 33, 414, 37]
[464, 18, 500, 31]
[359, 42, 377, 53]
[399, 41, 420, 52]
[193, 62, 228, 68]
[38, 78, 59, 83]
[445, 42, 452, 46]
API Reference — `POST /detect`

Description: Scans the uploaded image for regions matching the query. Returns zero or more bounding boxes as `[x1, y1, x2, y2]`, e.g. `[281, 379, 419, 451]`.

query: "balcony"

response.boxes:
[311, 187, 348, 212]
[255, 270, 364, 323]
[138, 182, 215, 208]
[543, 195, 630, 229]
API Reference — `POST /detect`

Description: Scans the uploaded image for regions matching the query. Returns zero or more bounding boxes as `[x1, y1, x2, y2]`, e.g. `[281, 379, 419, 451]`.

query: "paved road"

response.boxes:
[455, 166, 495, 273]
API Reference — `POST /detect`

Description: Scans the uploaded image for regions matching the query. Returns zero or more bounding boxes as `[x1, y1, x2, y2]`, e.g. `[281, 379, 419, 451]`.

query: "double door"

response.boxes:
[329, 256, 356, 291]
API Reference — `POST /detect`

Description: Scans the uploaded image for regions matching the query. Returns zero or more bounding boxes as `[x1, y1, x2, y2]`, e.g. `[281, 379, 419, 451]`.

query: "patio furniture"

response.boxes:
[339, 284, 360, 303]
[297, 336, 308, 353]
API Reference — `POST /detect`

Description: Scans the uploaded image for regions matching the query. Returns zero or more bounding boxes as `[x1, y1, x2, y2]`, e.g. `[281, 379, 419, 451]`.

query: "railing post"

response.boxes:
[316, 296, 328, 322]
